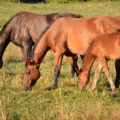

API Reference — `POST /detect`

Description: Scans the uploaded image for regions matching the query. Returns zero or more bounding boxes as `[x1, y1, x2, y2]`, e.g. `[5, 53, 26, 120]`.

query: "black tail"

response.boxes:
[0, 12, 20, 68]
[118, 29, 120, 32]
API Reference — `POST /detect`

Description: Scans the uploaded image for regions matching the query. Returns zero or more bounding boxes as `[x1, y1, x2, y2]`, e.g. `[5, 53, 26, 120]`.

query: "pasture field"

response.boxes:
[0, 1, 120, 120]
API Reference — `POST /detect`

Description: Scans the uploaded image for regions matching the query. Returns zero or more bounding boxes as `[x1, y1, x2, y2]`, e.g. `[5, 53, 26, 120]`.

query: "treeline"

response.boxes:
[7, 0, 117, 3]
[46, 0, 114, 3]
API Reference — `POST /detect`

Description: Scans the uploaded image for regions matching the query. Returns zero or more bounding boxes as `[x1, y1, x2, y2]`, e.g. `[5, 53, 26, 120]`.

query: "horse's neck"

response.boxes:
[33, 37, 48, 64]
[82, 48, 95, 75]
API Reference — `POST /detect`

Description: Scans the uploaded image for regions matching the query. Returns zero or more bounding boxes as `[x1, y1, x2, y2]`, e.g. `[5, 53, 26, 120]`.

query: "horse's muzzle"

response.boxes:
[24, 86, 32, 91]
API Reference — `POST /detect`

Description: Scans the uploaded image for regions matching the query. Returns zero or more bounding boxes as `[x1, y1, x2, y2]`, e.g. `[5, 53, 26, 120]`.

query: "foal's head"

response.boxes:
[23, 60, 40, 91]
[78, 69, 90, 91]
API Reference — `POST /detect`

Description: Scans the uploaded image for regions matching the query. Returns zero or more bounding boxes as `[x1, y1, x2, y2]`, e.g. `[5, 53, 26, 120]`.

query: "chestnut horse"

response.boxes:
[0, 11, 81, 76]
[23, 16, 120, 91]
[78, 32, 120, 96]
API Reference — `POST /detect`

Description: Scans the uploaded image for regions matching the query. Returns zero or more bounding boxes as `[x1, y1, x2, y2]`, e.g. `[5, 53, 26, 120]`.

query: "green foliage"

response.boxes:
[46, 0, 83, 3]
[46, 0, 118, 3]
[2, 0, 118, 3]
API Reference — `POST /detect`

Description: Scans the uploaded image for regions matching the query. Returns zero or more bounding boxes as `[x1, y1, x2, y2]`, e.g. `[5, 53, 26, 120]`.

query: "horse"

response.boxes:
[0, 11, 82, 76]
[78, 32, 120, 96]
[23, 16, 120, 91]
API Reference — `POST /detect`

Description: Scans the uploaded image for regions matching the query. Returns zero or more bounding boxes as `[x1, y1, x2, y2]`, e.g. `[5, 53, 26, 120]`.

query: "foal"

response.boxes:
[78, 32, 120, 95]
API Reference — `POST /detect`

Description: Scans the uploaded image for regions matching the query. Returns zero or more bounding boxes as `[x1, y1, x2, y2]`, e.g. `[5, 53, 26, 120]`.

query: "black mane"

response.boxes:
[82, 41, 94, 67]
[31, 21, 54, 58]
[0, 12, 21, 34]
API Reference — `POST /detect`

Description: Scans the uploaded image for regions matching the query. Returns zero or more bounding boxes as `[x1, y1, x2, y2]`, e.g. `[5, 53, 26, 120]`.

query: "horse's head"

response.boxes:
[78, 69, 89, 91]
[23, 60, 40, 91]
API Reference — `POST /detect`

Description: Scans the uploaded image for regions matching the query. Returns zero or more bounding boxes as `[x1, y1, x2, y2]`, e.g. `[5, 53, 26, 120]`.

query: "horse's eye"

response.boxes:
[27, 71, 30, 75]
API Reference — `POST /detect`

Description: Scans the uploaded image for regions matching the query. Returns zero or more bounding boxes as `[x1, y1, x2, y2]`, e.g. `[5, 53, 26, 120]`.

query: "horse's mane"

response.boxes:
[31, 21, 54, 59]
[0, 12, 20, 35]
[2, 17, 13, 30]
[82, 41, 94, 67]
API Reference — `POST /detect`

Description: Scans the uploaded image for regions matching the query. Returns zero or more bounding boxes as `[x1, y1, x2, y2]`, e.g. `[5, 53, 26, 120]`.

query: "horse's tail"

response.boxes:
[0, 13, 19, 39]
[0, 12, 20, 68]
[117, 29, 120, 32]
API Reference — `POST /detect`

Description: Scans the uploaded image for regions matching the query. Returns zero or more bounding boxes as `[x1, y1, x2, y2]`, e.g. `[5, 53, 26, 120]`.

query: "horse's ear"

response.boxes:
[30, 60, 35, 65]
[23, 59, 31, 64]
[23, 59, 35, 65]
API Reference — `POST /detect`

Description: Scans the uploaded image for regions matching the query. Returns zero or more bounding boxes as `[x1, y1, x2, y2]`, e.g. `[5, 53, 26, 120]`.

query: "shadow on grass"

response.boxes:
[5, 71, 16, 77]
[12, 115, 20, 120]
[7, 114, 20, 120]
[3, 59, 23, 76]
[6, 59, 23, 64]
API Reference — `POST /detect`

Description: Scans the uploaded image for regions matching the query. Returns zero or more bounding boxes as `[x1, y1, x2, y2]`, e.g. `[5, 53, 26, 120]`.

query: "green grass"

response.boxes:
[0, 1, 120, 120]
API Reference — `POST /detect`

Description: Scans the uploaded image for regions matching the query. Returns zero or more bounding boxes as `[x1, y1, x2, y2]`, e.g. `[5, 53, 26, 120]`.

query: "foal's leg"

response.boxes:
[98, 57, 115, 96]
[48, 52, 63, 91]
[70, 55, 78, 78]
[22, 45, 32, 60]
[115, 60, 120, 88]
[91, 63, 103, 91]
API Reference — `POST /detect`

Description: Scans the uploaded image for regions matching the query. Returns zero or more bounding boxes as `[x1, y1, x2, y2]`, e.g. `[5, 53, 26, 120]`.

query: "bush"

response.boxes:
[46, 0, 87, 3]
[46, 0, 118, 3]
[5, 0, 119, 3]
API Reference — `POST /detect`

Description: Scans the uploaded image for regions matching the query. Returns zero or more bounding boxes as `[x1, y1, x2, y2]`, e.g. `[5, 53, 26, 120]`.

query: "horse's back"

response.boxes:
[92, 32, 120, 59]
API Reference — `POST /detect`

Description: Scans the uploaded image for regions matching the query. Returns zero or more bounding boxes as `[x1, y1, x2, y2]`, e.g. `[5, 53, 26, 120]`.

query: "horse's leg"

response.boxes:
[115, 60, 120, 88]
[66, 54, 80, 76]
[0, 38, 10, 68]
[98, 57, 115, 96]
[70, 55, 78, 77]
[48, 52, 63, 91]
[91, 63, 103, 91]
[22, 45, 32, 60]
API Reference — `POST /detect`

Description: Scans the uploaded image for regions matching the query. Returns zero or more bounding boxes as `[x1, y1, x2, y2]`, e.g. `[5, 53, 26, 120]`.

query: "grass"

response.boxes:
[0, 1, 120, 120]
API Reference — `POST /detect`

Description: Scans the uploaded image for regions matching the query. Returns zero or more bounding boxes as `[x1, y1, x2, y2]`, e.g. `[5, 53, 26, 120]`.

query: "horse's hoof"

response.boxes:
[111, 93, 116, 98]
[47, 86, 57, 91]
[91, 87, 95, 91]
[115, 84, 119, 89]
[70, 72, 74, 78]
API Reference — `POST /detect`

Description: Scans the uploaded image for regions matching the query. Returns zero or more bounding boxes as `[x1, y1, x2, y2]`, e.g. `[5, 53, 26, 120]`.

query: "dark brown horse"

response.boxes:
[78, 32, 120, 96]
[23, 16, 120, 91]
[0, 11, 81, 76]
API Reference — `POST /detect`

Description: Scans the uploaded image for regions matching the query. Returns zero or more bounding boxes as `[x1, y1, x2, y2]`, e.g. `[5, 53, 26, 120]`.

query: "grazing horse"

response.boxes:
[23, 16, 120, 91]
[78, 32, 120, 96]
[0, 11, 82, 76]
